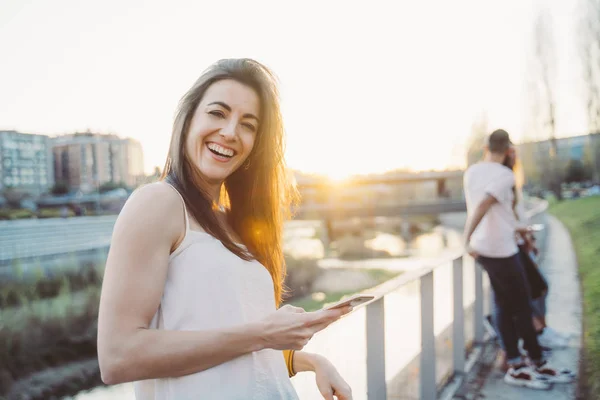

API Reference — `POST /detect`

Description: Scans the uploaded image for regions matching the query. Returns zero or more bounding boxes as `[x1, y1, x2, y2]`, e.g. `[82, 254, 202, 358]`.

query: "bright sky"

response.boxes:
[0, 0, 589, 177]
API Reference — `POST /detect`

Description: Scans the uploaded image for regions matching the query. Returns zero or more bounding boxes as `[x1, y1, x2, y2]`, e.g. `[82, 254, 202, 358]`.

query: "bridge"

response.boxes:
[29, 170, 466, 219]
[294, 169, 466, 219]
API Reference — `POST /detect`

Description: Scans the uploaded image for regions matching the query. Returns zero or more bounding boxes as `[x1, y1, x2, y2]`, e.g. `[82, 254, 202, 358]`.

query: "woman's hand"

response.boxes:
[257, 305, 351, 351]
[315, 357, 352, 400]
[298, 353, 351, 400]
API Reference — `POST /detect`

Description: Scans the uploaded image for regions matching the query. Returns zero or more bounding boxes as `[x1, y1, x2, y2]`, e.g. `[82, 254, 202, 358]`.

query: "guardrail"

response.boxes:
[292, 199, 548, 400]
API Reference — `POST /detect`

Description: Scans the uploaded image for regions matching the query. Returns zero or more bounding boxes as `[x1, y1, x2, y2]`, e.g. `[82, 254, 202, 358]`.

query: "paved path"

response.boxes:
[454, 215, 582, 399]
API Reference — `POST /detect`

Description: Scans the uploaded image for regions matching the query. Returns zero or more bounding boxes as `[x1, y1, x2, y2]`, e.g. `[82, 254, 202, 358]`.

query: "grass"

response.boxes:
[549, 196, 600, 399]
[0, 265, 103, 308]
[366, 268, 402, 282]
[0, 208, 35, 220]
[0, 286, 100, 397]
[0, 262, 104, 397]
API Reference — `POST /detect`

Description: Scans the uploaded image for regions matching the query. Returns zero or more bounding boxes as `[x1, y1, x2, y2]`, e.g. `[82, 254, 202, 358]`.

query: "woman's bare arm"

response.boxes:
[97, 183, 265, 384]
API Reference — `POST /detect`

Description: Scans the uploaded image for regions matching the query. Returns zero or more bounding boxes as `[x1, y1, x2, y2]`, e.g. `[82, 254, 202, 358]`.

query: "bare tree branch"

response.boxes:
[579, 0, 600, 133]
[528, 6, 563, 198]
[466, 111, 489, 166]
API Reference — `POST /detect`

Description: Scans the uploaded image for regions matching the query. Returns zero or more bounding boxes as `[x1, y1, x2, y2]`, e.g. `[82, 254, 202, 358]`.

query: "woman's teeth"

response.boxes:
[207, 143, 234, 158]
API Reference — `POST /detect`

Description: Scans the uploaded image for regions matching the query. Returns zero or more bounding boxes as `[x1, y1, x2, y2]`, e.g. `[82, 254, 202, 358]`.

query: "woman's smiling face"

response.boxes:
[185, 79, 260, 185]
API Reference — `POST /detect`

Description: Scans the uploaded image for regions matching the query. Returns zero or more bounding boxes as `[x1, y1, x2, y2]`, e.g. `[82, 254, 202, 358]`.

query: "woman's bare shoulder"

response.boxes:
[116, 181, 184, 235]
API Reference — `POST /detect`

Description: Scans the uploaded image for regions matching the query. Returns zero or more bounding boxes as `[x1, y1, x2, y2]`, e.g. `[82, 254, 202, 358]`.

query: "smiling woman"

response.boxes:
[97, 59, 354, 400]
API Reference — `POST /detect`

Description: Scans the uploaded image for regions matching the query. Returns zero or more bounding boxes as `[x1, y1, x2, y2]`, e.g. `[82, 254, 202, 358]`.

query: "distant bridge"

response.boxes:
[293, 170, 465, 219]
[31, 170, 466, 219]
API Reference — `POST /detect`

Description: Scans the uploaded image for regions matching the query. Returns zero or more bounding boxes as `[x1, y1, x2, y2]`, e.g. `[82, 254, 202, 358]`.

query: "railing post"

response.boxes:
[474, 258, 485, 343]
[366, 298, 387, 400]
[452, 256, 466, 375]
[420, 270, 436, 400]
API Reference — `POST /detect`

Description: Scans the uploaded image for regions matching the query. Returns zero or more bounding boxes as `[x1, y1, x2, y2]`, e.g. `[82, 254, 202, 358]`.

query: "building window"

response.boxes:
[20, 149, 34, 159]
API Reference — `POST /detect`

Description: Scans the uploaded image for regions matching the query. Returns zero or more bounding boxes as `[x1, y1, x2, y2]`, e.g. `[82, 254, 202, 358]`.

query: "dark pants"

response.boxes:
[477, 254, 543, 362]
[517, 246, 548, 319]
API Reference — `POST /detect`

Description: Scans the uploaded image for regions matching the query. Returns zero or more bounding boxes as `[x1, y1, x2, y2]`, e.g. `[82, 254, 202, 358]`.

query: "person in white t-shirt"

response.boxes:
[463, 129, 572, 389]
[490, 150, 572, 374]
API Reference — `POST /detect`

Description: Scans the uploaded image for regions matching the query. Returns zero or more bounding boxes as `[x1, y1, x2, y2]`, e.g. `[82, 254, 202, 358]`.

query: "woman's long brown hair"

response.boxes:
[161, 59, 298, 305]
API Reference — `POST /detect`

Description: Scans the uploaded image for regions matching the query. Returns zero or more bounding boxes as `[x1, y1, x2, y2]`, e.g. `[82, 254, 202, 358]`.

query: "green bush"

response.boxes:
[0, 287, 100, 395]
[37, 208, 75, 219]
[0, 208, 35, 220]
[0, 268, 102, 308]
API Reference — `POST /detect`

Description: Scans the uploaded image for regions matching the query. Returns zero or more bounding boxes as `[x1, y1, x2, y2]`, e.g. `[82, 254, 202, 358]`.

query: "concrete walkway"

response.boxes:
[454, 215, 582, 400]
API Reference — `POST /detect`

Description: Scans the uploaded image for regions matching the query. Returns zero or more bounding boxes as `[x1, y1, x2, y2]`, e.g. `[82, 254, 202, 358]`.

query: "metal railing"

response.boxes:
[366, 250, 471, 400]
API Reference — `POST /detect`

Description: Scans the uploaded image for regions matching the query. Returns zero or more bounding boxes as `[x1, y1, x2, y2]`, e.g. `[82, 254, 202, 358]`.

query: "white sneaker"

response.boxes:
[538, 329, 568, 349]
[504, 365, 552, 390]
[534, 361, 576, 383]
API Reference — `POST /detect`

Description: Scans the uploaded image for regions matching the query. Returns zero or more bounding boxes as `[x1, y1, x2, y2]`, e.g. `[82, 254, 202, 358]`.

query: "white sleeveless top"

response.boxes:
[133, 184, 299, 400]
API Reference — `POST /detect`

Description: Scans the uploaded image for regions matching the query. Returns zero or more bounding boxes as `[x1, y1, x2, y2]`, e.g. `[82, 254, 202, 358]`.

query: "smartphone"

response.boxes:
[322, 294, 375, 311]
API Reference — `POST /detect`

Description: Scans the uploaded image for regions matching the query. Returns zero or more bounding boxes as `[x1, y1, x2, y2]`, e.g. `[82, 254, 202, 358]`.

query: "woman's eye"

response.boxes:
[209, 110, 225, 118]
[242, 123, 257, 132]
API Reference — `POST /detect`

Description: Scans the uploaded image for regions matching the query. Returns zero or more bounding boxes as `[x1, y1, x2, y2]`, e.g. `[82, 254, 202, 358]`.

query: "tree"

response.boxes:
[518, 141, 542, 186]
[99, 181, 128, 193]
[466, 111, 489, 166]
[579, 0, 600, 134]
[1, 187, 29, 208]
[564, 159, 588, 183]
[579, 0, 600, 181]
[583, 135, 600, 181]
[527, 7, 563, 199]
